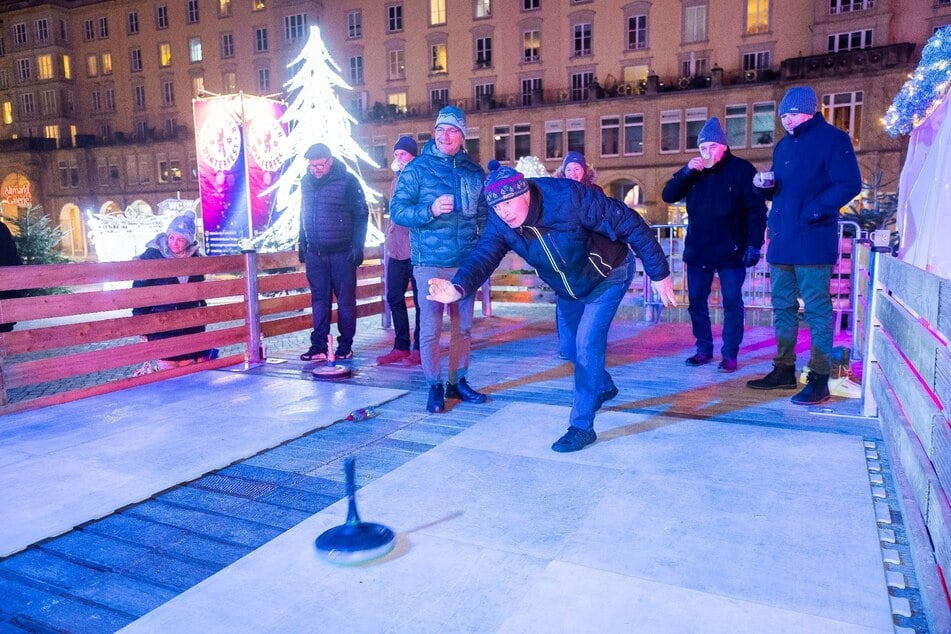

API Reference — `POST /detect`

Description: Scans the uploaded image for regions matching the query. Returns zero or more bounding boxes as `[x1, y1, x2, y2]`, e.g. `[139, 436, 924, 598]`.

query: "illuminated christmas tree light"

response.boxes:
[884, 26, 951, 137]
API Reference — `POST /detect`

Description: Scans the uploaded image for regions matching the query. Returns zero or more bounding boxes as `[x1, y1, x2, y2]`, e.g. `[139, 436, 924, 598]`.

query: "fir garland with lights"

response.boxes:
[883, 25, 951, 137]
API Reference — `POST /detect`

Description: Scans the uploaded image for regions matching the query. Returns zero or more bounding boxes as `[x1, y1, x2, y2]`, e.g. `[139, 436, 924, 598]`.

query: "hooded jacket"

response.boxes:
[451, 179, 670, 300]
[661, 149, 767, 268]
[389, 140, 488, 267]
[763, 113, 861, 265]
[298, 160, 369, 257]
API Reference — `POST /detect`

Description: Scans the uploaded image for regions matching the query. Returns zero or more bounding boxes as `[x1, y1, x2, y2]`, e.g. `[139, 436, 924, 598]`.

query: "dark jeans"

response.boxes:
[385, 257, 420, 352]
[556, 253, 635, 431]
[304, 251, 357, 354]
[770, 264, 834, 374]
[686, 264, 746, 360]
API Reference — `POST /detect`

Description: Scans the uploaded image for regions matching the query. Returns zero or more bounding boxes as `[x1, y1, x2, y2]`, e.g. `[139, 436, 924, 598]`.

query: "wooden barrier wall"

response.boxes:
[860, 246, 951, 620]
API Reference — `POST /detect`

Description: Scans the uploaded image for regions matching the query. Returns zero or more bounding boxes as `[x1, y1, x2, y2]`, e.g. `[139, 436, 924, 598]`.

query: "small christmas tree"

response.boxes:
[2, 205, 68, 265]
[255, 25, 380, 252]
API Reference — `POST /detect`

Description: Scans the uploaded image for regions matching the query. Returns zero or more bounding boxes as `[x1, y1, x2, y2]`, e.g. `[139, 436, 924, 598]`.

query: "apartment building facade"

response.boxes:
[0, 0, 947, 259]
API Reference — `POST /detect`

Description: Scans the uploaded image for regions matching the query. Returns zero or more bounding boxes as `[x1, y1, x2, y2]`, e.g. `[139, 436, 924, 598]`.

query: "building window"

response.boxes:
[387, 49, 405, 80]
[523, 30, 540, 62]
[189, 38, 202, 62]
[476, 37, 492, 67]
[104, 87, 115, 110]
[2, 101, 12, 125]
[387, 92, 406, 114]
[751, 101, 775, 147]
[0, 70, 6, 89]
[570, 71, 593, 101]
[159, 42, 172, 66]
[133, 84, 146, 109]
[101, 52, 112, 74]
[830, 0, 874, 14]
[0, 36, 5, 57]
[475, 82, 494, 108]
[35, 19, 50, 42]
[747, 0, 768, 34]
[388, 5, 403, 32]
[130, 48, 143, 72]
[348, 11, 362, 38]
[285, 14, 307, 41]
[58, 20, 67, 41]
[192, 75, 204, 95]
[431, 43, 447, 73]
[62, 54, 71, 78]
[684, 3, 707, 43]
[573, 23, 592, 57]
[221, 33, 234, 58]
[475, 0, 491, 19]
[59, 160, 79, 187]
[37, 54, 53, 80]
[681, 55, 708, 78]
[627, 15, 647, 50]
[128, 11, 140, 34]
[521, 77, 542, 106]
[255, 28, 268, 52]
[725, 104, 748, 148]
[162, 79, 175, 105]
[823, 91, 863, 146]
[83, 20, 95, 41]
[40, 89, 56, 114]
[349, 56, 364, 84]
[12, 24, 26, 46]
[523, 0, 540, 9]
[16, 58, 31, 81]
[624, 113, 644, 155]
[660, 109, 682, 153]
[156, 5, 169, 29]
[223, 71, 237, 91]
[429, 88, 448, 109]
[514, 123, 531, 159]
[600, 116, 620, 157]
[85, 54, 98, 77]
[20, 93, 36, 116]
[258, 68, 270, 91]
[219, 0, 232, 17]
[253, 0, 266, 11]
[465, 134, 481, 164]
[742, 51, 770, 78]
[493, 125, 510, 162]
[566, 118, 585, 154]
[98, 17, 109, 38]
[828, 30, 873, 52]
[159, 157, 183, 183]
[430, 0, 446, 25]
[187, 0, 200, 23]
[545, 120, 563, 159]
[685, 107, 708, 150]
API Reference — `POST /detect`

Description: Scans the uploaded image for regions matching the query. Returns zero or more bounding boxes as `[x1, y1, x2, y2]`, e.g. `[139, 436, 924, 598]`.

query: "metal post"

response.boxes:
[860, 248, 882, 418]
[243, 247, 265, 367]
[480, 279, 492, 317]
[381, 243, 392, 329]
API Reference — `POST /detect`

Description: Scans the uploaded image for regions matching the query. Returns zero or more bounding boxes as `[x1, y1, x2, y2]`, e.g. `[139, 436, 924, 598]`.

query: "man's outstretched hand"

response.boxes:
[427, 278, 462, 304]
[651, 276, 678, 307]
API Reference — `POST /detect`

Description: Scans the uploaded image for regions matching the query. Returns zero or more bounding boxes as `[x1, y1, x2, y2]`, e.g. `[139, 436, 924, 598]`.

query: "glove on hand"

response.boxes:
[352, 249, 364, 268]
[742, 246, 761, 268]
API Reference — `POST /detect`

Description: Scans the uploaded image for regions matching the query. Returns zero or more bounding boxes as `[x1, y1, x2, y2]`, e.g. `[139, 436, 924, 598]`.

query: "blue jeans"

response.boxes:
[556, 254, 635, 431]
[414, 265, 475, 386]
[386, 257, 420, 351]
[686, 264, 746, 360]
[304, 251, 357, 354]
[769, 264, 833, 374]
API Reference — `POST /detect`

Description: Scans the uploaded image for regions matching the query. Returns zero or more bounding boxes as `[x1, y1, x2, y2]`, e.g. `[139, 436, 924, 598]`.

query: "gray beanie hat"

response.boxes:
[166, 211, 197, 243]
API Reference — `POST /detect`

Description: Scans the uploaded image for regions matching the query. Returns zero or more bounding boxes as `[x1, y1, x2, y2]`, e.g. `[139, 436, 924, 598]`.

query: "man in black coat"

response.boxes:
[0, 219, 23, 333]
[297, 143, 369, 361]
[661, 117, 767, 372]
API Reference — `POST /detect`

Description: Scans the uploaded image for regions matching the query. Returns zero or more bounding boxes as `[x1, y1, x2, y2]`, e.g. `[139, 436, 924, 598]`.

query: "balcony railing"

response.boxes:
[780, 43, 915, 81]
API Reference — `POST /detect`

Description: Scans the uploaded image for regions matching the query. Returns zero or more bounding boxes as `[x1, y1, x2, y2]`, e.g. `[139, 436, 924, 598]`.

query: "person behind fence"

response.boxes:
[426, 164, 677, 453]
[132, 211, 216, 370]
[661, 116, 767, 373]
[297, 142, 369, 362]
[377, 136, 422, 366]
[746, 85, 861, 404]
[0, 218, 23, 333]
[390, 105, 489, 414]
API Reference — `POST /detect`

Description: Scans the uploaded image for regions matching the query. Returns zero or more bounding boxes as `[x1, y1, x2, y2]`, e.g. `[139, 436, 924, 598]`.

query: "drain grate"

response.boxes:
[190, 474, 276, 499]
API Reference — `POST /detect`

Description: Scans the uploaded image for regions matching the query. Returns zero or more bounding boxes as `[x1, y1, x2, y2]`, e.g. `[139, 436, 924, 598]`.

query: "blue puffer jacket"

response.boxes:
[298, 161, 369, 256]
[661, 150, 767, 268]
[763, 113, 861, 265]
[390, 140, 488, 267]
[452, 179, 670, 300]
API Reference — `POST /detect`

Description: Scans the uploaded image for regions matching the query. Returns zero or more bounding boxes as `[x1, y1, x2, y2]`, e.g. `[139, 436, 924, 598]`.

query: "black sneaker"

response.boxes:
[551, 426, 597, 453]
[791, 372, 831, 405]
[595, 386, 619, 410]
[300, 348, 328, 361]
[686, 352, 714, 366]
[747, 364, 797, 390]
[426, 383, 445, 413]
[445, 377, 487, 403]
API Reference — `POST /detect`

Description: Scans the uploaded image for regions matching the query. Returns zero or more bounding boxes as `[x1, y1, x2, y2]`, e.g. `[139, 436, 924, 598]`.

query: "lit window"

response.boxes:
[430, 0, 446, 25]
[822, 91, 863, 146]
[431, 43, 447, 72]
[523, 30, 540, 63]
[189, 38, 202, 62]
[37, 54, 53, 80]
[159, 42, 172, 66]
[747, 0, 768, 34]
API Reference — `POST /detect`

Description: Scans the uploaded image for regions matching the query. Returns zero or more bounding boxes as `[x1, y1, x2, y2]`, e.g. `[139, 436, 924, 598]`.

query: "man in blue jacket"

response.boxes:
[298, 143, 369, 361]
[746, 86, 861, 404]
[662, 117, 767, 373]
[391, 106, 489, 414]
[427, 165, 677, 452]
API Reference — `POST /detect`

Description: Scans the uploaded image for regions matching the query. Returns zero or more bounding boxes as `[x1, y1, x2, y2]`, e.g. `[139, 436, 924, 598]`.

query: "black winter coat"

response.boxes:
[0, 220, 22, 332]
[661, 150, 767, 268]
[298, 161, 369, 257]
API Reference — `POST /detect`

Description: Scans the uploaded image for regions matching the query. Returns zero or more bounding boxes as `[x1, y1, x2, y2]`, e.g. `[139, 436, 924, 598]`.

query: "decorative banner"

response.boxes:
[243, 95, 288, 233]
[1, 172, 32, 208]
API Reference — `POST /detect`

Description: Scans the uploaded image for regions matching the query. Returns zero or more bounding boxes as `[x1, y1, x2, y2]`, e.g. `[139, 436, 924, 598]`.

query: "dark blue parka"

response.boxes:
[661, 150, 767, 268]
[763, 113, 861, 265]
[298, 160, 369, 257]
[390, 140, 488, 267]
[452, 179, 670, 300]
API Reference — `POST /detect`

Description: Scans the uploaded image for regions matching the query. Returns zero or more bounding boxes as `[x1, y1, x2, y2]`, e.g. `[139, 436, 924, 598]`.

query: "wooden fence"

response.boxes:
[857, 243, 951, 625]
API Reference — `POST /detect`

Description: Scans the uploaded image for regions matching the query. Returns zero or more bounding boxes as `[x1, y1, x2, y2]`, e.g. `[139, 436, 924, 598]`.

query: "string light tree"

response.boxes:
[255, 25, 383, 379]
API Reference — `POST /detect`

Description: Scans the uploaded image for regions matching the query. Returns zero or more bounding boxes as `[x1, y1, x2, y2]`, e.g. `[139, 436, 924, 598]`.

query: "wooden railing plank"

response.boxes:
[879, 255, 942, 326]
[877, 292, 940, 389]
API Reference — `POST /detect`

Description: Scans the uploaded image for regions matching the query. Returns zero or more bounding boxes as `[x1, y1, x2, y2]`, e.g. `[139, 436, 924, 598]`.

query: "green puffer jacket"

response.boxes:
[390, 140, 488, 267]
